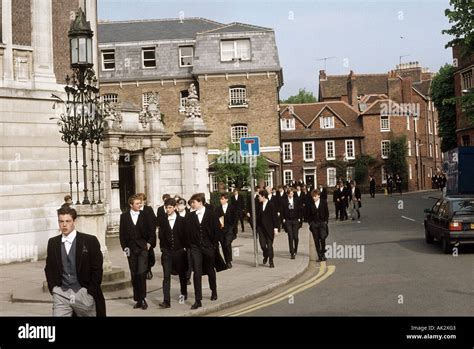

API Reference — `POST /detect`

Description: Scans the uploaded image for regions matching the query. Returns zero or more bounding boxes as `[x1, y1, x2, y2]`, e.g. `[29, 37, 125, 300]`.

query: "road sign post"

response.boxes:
[240, 137, 260, 268]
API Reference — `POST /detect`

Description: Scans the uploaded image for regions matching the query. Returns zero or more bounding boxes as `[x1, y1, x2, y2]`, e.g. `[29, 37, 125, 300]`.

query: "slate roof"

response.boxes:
[319, 74, 388, 99]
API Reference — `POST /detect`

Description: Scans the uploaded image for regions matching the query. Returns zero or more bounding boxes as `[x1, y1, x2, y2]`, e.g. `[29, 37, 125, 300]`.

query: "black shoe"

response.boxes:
[210, 292, 218, 301]
[269, 262, 275, 268]
[141, 299, 148, 310]
[291, 254, 295, 259]
[322, 256, 327, 261]
[191, 301, 202, 309]
[263, 257, 268, 265]
[159, 301, 171, 308]
[181, 294, 188, 301]
[226, 262, 232, 269]
[146, 271, 153, 280]
[133, 301, 142, 309]
[187, 278, 191, 285]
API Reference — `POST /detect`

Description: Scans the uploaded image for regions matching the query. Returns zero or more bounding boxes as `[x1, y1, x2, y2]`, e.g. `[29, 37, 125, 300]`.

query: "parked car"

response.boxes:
[424, 196, 474, 253]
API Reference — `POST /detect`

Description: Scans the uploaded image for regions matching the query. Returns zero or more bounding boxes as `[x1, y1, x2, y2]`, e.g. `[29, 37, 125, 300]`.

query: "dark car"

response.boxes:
[424, 196, 474, 253]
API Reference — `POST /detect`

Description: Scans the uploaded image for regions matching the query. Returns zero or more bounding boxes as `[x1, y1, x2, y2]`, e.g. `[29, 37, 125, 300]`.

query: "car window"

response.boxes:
[438, 201, 449, 218]
[452, 199, 474, 214]
[432, 199, 442, 215]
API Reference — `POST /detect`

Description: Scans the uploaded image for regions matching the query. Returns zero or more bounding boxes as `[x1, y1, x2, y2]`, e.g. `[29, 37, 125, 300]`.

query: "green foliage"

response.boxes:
[442, 0, 474, 54]
[430, 64, 458, 152]
[281, 88, 317, 104]
[353, 155, 378, 183]
[213, 143, 268, 190]
[386, 136, 409, 187]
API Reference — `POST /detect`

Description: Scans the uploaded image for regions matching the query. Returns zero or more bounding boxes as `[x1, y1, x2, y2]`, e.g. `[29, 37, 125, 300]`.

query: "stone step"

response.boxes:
[102, 267, 126, 282]
[101, 278, 131, 293]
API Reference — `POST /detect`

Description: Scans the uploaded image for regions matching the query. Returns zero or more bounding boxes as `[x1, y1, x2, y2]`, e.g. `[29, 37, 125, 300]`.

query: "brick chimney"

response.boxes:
[401, 76, 412, 103]
[388, 70, 402, 103]
[347, 70, 358, 106]
[319, 70, 327, 81]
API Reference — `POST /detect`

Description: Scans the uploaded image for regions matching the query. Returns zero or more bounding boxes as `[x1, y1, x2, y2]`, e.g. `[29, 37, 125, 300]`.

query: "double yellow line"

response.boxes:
[221, 262, 336, 316]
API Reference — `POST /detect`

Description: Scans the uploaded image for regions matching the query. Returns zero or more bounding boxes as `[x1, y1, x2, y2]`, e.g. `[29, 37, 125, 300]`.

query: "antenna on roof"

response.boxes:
[316, 56, 336, 71]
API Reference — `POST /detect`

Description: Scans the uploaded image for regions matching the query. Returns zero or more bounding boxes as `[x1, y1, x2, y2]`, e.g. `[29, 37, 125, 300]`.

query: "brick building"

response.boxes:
[97, 18, 283, 192]
[0, 0, 99, 263]
[280, 62, 442, 192]
[452, 45, 474, 146]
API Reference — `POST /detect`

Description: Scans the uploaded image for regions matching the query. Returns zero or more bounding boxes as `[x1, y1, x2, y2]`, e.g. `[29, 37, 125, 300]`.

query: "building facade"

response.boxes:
[97, 18, 283, 194]
[280, 62, 441, 192]
[452, 45, 474, 146]
[0, 0, 99, 263]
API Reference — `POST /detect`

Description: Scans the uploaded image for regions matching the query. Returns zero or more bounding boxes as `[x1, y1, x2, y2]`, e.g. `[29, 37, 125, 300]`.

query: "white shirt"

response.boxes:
[168, 213, 176, 230]
[178, 210, 186, 218]
[196, 206, 206, 224]
[234, 194, 238, 201]
[62, 230, 77, 255]
[262, 199, 268, 212]
[288, 197, 294, 208]
[222, 203, 228, 214]
[314, 200, 320, 209]
[130, 209, 140, 225]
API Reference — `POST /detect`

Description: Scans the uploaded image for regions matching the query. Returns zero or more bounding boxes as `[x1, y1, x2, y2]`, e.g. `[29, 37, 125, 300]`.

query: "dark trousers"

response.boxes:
[310, 222, 327, 260]
[234, 210, 245, 234]
[370, 188, 375, 198]
[220, 227, 234, 264]
[339, 201, 348, 220]
[127, 249, 148, 301]
[257, 227, 274, 262]
[397, 184, 402, 195]
[190, 245, 216, 301]
[334, 202, 340, 219]
[161, 249, 188, 303]
[284, 219, 300, 255]
[186, 249, 193, 281]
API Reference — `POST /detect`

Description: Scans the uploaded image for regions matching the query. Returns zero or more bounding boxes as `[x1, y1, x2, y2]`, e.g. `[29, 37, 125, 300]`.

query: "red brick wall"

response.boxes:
[11, 0, 31, 46]
[52, 0, 80, 84]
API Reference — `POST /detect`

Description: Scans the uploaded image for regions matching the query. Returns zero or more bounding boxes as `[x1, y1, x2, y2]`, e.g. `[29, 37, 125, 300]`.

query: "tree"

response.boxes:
[386, 136, 408, 188]
[431, 64, 458, 152]
[353, 155, 378, 184]
[281, 88, 317, 104]
[442, 0, 474, 54]
[213, 143, 268, 190]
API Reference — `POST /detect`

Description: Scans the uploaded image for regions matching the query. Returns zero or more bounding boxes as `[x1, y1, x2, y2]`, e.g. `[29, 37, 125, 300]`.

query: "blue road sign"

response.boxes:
[240, 136, 260, 157]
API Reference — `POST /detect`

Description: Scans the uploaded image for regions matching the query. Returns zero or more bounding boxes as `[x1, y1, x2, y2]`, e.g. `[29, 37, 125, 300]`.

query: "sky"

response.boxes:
[98, 0, 454, 99]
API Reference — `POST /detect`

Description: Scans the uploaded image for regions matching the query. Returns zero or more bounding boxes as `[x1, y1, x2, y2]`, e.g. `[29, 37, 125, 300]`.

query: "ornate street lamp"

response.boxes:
[51, 8, 105, 205]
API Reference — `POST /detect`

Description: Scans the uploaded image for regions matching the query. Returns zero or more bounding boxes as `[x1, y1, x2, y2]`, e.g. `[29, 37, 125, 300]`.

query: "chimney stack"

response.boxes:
[347, 70, 358, 107]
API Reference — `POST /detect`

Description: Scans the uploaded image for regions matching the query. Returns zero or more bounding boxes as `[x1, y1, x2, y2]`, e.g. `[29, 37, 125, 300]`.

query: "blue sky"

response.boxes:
[98, 0, 454, 99]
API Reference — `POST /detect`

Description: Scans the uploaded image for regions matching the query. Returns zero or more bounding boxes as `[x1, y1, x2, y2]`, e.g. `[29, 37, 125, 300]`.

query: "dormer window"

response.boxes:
[320, 116, 334, 129]
[221, 39, 251, 62]
[281, 118, 295, 130]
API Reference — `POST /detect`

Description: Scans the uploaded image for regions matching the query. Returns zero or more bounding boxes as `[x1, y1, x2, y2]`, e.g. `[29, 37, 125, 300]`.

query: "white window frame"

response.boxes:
[101, 49, 115, 71]
[407, 140, 412, 156]
[434, 121, 437, 136]
[142, 47, 156, 69]
[179, 90, 189, 113]
[381, 140, 390, 159]
[209, 173, 219, 192]
[229, 87, 248, 108]
[327, 167, 337, 187]
[142, 92, 157, 109]
[320, 116, 335, 129]
[281, 118, 295, 130]
[381, 166, 388, 184]
[380, 115, 390, 132]
[345, 139, 355, 160]
[461, 68, 473, 90]
[220, 39, 251, 62]
[283, 170, 293, 186]
[179, 46, 194, 67]
[282, 142, 293, 163]
[303, 141, 315, 162]
[325, 140, 335, 160]
[436, 144, 439, 159]
[429, 143, 433, 157]
[230, 124, 248, 144]
[264, 171, 274, 189]
[346, 166, 355, 180]
[414, 118, 418, 132]
[407, 115, 410, 130]
[428, 119, 432, 134]
[409, 164, 412, 180]
[415, 139, 420, 157]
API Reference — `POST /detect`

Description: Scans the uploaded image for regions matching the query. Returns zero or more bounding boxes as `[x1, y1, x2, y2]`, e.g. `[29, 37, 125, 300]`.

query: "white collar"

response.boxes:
[130, 209, 140, 216]
[62, 230, 77, 243]
[168, 213, 177, 220]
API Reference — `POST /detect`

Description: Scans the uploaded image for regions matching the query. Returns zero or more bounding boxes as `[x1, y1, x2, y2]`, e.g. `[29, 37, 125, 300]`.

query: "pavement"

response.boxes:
[0, 222, 311, 316]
